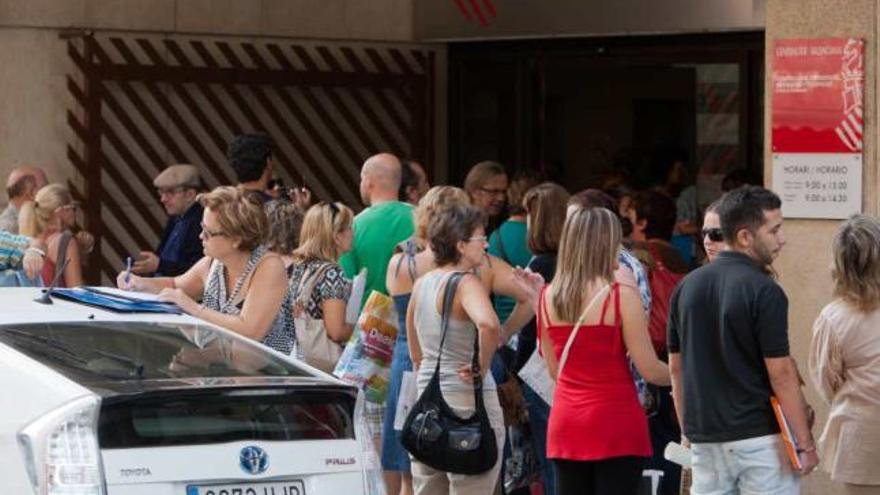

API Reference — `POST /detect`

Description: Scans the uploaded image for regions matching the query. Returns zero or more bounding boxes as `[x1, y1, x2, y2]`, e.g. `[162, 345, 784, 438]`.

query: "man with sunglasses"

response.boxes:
[132, 164, 203, 277]
[668, 186, 818, 495]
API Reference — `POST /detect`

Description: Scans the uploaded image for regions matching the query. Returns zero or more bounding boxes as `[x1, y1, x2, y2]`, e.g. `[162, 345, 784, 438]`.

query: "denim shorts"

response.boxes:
[691, 434, 799, 495]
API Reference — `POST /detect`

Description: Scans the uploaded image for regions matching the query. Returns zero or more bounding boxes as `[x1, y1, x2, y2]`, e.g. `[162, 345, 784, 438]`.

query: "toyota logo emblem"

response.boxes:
[239, 446, 269, 475]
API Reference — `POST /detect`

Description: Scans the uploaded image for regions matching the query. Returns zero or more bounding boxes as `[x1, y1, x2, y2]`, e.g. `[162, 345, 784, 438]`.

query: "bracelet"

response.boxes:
[796, 444, 816, 454]
[25, 247, 46, 257]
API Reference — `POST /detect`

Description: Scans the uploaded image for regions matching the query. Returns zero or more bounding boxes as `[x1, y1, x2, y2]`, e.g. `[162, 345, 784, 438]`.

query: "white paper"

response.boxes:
[345, 269, 368, 324]
[393, 371, 418, 430]
[663, 442, 692, 468]
[517, 348, 554, 406]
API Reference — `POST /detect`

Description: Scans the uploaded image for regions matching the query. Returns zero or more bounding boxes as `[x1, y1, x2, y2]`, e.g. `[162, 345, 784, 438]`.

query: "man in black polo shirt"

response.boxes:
[668, 186, 818, 494]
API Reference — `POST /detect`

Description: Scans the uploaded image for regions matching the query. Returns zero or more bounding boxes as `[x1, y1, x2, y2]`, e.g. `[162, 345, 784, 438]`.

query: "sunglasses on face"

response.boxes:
[702, 228, 724, 242]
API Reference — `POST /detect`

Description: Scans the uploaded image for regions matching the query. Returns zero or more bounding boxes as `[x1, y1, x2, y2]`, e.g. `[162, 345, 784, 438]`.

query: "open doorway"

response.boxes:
[449, 31, 764, 213]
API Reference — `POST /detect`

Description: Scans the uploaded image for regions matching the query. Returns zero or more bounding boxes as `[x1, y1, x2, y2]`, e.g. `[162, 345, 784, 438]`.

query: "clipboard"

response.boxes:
[770, 396, 803, 470]
[51, 287, 183, 314]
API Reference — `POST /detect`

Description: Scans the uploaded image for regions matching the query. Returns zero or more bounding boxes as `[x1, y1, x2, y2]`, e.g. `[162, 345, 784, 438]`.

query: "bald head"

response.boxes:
[8, 165, 48, 190]
[6, 165, 48, 203]
[360, 153, 402, 205]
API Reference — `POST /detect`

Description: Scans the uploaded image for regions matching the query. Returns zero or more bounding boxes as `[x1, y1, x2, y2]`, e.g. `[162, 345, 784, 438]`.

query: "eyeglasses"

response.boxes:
[468, 235, 488, 243]
[478, 186, 507, 197]
[157, 186, 187, 197]
[201, 224, 227, 239]
[702, 228, 724, 242]
[58, 202, 80, 212]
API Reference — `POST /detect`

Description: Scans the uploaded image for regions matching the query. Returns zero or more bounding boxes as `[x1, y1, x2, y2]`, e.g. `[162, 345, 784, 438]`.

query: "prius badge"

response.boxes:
[239, 446, 269, 475]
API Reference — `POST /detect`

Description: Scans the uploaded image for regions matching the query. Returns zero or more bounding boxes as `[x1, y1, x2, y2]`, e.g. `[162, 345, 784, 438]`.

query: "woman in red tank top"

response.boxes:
[538, 206, 670, 495]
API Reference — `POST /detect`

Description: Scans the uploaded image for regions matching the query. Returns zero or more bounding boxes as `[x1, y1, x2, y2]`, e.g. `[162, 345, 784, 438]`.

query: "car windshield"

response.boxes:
[0, 322, 310, 381]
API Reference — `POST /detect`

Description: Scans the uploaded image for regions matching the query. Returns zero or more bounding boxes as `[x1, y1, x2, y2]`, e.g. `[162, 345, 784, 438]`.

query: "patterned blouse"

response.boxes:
[201, 245, 295, 354]
[287, 258, 352, 319]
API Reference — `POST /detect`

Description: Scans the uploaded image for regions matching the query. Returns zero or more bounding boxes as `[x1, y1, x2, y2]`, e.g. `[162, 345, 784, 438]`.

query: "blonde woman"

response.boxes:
[287, 201, 355, 366]
[18, 183, 83, 287]
[537, 207, 669, 495]
[810, 215, 880, 494]
[118, 186, 293, 353]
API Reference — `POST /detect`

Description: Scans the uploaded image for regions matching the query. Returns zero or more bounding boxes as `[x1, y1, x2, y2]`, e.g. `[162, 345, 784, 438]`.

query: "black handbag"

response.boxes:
[401, 272, 498, 475]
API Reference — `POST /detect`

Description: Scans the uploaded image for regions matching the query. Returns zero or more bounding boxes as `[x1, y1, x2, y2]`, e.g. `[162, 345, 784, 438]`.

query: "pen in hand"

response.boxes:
[125, 256, 132, 288]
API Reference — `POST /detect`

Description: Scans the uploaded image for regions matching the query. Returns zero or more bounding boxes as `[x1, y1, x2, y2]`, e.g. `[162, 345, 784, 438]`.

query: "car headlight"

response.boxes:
[18, 395, 106, 495]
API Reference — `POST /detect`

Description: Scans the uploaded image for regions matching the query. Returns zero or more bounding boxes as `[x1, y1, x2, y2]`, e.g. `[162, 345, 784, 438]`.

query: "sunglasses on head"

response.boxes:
[320, 201, 340, 221]
[702, 228, 724, 242]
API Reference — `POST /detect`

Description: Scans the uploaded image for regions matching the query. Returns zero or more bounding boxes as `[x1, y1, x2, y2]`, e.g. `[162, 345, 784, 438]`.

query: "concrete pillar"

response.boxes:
[765, 1, 877, 494]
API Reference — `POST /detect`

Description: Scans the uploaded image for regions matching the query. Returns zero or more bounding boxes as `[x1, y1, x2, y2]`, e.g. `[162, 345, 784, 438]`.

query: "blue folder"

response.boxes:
[50, 287, 183, 314]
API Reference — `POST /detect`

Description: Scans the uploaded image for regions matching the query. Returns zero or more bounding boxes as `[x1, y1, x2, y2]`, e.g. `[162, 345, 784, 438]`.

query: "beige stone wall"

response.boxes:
[765, 1, 877, 494]
[0, 0, 415, 41]
[0, 28, 79, 194]
[416, 0, 765, 41]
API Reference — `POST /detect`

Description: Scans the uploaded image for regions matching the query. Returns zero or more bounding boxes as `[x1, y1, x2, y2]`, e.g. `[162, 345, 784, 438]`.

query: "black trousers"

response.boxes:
[553, 456, 646, 495]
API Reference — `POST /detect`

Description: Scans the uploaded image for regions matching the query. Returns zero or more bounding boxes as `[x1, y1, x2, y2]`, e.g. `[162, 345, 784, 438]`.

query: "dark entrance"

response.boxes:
[449, 31, 764, 201]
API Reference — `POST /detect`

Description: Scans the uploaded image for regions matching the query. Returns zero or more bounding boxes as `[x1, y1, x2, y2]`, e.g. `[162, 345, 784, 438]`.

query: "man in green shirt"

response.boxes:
[340, 153, 415, 308]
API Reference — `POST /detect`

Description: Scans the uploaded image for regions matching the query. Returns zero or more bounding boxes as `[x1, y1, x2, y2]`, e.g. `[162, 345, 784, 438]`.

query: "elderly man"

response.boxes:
[0, 165, 47, 233]
[132, 164, 203, 277]
[340, 153, 415, 307]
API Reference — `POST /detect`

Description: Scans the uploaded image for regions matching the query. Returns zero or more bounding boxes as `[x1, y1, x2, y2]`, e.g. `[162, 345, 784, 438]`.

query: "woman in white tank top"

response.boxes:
[406, 204, 505, 495]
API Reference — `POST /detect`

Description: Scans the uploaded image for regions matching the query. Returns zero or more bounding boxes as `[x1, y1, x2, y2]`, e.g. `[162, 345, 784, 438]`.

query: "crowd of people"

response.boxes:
[1, 134, 879, 495]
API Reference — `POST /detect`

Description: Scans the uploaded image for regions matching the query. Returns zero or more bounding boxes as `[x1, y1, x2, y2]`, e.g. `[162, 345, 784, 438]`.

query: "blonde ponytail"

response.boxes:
[17, 200, 39, 237]
[18, 184, 73, 237]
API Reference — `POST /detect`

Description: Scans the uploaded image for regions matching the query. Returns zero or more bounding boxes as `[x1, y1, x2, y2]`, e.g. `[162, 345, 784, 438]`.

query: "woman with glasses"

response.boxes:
[18, 183, 83, 287]
[118, 186, 295, 354]
[286, 201, 355, 370]
[701, 200, 727, 263]
[463, 161, 509, 234]
[407, 203, 506, 495]
[382, 186, 534, 495]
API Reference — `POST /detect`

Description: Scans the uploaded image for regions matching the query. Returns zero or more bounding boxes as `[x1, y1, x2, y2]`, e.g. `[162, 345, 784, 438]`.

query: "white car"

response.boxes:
[0, 287, 369, 495]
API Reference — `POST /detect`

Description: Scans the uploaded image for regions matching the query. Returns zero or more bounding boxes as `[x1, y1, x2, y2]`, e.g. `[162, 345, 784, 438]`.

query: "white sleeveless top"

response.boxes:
[413, 271, 496, 393]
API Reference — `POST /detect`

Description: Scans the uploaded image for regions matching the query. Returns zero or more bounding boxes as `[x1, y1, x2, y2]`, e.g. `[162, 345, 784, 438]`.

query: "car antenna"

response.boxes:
[34, 258, 70, 305]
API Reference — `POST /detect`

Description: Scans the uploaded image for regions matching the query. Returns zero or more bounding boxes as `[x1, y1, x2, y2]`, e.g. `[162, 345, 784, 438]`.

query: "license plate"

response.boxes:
[187, 480, 306, 495]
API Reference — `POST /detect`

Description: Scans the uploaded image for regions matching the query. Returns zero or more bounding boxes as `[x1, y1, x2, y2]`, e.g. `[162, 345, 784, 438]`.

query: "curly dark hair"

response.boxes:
[428, 204, 486, 266]
[227, 133, 274, 183]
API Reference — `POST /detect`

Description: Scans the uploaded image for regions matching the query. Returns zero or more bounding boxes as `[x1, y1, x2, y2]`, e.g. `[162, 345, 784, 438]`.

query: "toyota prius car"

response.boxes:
[0, 287, 369, 495]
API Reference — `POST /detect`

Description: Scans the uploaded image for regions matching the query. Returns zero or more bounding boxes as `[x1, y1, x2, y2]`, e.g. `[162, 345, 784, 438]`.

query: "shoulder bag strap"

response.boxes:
[53, 231, 73, 281]
[295, 261, 332, 306]
[433, 272, 465, 375]
[556, 283, 612, 377]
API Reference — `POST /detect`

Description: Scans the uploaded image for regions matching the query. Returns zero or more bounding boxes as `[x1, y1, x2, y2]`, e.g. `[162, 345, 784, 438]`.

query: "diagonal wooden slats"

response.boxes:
[67, 34, 435, 284]
[242, 43, 360, 194]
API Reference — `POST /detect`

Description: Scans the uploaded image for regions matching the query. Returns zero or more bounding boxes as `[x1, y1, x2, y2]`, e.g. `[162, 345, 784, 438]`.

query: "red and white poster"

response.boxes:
[771, 38, 864, 219]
